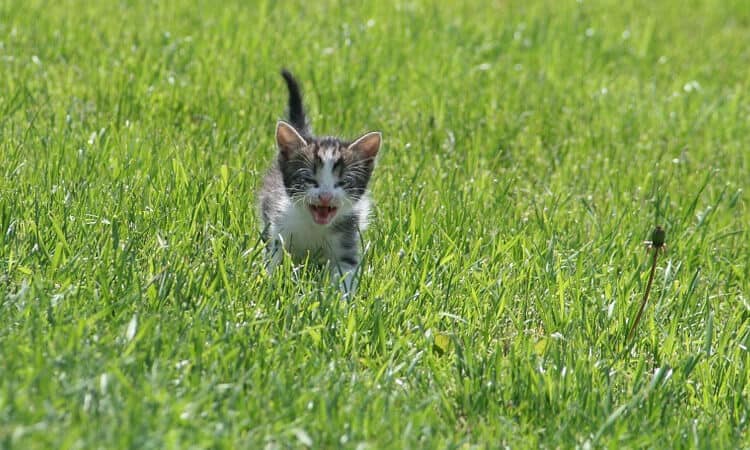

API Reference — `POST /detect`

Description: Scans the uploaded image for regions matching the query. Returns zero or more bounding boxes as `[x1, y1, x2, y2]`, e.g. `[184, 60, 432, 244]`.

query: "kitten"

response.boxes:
[259, 69, 382, 295]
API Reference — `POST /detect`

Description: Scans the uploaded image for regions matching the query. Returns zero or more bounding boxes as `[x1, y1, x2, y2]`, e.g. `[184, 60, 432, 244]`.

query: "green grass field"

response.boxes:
[2, 0, 749, 448]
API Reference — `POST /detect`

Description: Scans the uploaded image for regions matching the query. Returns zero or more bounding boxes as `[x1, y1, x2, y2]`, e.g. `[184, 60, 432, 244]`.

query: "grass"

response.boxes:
[1, 0, 749, 447]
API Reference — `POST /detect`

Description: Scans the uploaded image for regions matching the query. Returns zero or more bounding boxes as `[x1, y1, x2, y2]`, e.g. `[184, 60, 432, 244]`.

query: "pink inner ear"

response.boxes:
[349, 132, 381, 159]
[276, 121, 307, 157]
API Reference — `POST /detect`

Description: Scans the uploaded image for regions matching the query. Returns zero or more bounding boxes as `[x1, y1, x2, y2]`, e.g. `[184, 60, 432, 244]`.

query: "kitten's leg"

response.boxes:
[266, 237, 283, 276]
[330, 219, 362, 298]
[331, 255, 359, 298]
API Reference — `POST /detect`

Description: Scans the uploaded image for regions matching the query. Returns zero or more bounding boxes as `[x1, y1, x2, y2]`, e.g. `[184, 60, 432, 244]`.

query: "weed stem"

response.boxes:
[626, 226, 666, 343]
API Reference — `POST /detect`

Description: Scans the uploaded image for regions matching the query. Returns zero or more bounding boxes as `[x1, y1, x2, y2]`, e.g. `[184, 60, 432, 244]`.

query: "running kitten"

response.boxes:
[259, 69, 382, 295]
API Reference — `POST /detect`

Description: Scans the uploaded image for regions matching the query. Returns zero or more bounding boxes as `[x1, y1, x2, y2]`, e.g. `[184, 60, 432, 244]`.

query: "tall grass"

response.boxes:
[1, 0, 748, 447]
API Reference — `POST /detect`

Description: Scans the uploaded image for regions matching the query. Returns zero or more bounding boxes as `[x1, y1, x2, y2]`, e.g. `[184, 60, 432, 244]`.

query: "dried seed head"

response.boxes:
[651, 226, 666, 248]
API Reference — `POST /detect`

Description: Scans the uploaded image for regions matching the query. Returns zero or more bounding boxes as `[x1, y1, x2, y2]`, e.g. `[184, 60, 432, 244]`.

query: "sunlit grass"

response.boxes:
[1, 0, 749, 448]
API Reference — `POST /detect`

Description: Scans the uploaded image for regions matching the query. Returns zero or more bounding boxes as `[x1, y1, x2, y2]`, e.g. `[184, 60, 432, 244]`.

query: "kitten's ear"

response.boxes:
[348, 131, 382, 160]
[276, 121, 307, 158]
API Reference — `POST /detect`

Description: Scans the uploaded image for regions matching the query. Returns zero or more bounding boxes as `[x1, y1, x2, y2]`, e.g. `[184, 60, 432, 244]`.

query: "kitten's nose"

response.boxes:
[318, 192, 333, 206]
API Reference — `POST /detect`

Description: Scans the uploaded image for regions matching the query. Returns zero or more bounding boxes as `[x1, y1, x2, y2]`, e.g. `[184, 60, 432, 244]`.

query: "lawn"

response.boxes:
[1, 0, 749, 448]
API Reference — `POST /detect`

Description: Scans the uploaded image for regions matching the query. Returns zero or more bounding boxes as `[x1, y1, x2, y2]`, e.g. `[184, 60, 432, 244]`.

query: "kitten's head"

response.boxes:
[275, 121, 381, 226]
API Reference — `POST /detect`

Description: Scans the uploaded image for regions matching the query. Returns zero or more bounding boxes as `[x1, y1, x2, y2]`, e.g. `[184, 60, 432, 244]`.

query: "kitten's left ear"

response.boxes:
[347, 131, 382, 160]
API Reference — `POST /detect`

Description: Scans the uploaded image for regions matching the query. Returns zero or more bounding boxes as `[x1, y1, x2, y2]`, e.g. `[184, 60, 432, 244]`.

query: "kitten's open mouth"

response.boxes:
[309, 205, 338, 225]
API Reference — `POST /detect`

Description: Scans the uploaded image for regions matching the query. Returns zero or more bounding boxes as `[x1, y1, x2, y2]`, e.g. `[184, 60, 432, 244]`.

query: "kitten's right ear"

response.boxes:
[347, 131, 382, 160]
[276, 121, 307, 158]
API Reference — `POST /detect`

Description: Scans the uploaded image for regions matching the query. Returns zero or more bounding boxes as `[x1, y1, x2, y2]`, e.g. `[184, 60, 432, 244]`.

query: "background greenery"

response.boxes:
[1, 0, 748, 448]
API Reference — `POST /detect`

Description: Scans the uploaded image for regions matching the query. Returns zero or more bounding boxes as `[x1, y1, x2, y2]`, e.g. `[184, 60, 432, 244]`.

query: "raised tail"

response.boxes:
[280, 69, 309, 136]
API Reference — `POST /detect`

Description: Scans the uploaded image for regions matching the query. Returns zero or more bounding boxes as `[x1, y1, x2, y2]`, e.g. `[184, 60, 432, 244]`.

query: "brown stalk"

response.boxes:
[626, 226, 666, 343]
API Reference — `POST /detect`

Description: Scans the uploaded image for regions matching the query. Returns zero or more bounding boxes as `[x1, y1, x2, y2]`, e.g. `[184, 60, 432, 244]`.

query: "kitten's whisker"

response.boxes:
[290, 195, 310, 209]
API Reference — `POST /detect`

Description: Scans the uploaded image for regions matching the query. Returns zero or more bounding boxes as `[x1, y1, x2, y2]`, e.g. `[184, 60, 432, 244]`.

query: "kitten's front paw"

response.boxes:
[333, 267, 358, 300]
[265, 239, 283, 276]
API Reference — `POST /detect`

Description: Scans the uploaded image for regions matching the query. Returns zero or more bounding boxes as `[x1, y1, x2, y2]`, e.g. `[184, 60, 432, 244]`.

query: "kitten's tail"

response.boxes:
[280, 69, 309, 136]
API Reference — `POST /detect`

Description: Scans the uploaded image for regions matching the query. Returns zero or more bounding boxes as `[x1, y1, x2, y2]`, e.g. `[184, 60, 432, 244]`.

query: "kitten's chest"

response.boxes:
[278, 208, 337, 262]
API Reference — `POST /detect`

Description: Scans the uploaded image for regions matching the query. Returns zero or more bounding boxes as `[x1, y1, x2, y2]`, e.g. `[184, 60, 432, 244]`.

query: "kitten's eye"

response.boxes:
[334, 181, 347, 188]
[303, 177, 319, 187]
